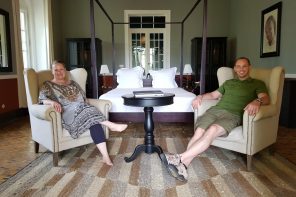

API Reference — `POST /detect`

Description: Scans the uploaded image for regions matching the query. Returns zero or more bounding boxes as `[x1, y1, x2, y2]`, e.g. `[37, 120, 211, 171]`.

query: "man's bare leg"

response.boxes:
[187, 128, 206, 150]
[181, 124, 226, 167]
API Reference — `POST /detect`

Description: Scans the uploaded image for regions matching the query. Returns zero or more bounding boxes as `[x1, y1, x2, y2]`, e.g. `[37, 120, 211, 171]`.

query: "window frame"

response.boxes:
[124, 10, 170, 70]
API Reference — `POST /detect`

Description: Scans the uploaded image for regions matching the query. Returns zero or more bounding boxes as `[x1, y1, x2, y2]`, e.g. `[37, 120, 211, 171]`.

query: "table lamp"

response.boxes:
[183, 64, 193, 88]
[100, 64, 110, 75]
[100, 65, 110, 88]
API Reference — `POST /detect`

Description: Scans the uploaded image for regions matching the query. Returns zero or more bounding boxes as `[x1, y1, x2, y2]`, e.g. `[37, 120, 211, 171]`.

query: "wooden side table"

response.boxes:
[98, 75, 114, 94]
[122, 93, 175, 162]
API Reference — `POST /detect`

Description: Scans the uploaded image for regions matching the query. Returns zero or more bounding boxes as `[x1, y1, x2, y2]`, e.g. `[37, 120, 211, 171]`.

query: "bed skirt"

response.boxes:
[109, 112, 194, 123]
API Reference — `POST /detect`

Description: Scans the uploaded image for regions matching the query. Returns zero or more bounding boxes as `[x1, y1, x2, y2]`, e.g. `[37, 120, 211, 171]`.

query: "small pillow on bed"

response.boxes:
[149, 67, 178, 88]
[116, 66, 144, 88]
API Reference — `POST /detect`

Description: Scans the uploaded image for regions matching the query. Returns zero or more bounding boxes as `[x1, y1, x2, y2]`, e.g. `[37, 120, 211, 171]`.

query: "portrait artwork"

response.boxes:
[260, 2, 282, 58]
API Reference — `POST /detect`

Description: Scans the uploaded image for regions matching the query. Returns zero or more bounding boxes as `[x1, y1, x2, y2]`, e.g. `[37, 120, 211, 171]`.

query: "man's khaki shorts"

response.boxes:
[195, 107, 241, 135]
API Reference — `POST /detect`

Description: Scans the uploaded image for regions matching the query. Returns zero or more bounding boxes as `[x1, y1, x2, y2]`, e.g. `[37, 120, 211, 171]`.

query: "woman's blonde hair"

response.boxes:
[52, 60, 66, 69]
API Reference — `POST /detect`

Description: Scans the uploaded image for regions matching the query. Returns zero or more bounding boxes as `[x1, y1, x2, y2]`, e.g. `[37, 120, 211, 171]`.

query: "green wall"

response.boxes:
[229, 0, 296, 74]
[52, 0, 230, 71]
[52, 0, 296, 74]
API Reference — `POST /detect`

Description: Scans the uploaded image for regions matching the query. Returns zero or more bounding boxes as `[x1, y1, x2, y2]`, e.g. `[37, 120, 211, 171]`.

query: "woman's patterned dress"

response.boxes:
[39, 80, 106, 139]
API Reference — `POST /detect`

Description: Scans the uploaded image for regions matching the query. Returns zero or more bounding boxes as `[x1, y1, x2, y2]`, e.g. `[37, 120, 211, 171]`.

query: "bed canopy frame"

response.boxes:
[89, 0, 208, 99]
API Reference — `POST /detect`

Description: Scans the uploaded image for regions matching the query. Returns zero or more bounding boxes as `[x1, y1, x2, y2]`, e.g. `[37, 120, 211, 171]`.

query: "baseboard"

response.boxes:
[0, 108, 28, 127]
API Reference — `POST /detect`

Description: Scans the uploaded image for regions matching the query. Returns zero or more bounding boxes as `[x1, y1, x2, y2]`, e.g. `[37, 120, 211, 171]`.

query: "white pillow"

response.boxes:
[149, 67, 178, 88]
[116, 66, 144, 88]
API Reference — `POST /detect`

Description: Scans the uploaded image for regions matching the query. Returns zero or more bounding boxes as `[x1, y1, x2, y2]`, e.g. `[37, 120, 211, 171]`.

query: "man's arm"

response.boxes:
[244, 92, 270, 116]
[192, 90, 222, 109]
[257, 92, 270, 105]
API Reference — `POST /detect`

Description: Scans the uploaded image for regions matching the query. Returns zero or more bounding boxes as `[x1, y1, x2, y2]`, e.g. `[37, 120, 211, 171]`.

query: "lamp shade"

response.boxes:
[100, 64, 110, 74]
[183, 64, 193, 74]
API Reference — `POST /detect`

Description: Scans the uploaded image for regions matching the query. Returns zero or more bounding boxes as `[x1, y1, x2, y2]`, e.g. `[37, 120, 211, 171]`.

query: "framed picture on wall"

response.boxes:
[260, 2, 282, 58]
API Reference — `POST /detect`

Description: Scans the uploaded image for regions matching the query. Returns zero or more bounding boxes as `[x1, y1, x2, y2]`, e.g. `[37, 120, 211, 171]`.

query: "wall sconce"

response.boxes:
[183, 64, 193, 89]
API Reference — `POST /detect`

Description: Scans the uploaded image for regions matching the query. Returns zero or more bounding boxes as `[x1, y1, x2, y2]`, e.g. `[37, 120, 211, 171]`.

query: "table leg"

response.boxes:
[124, 106, 164, 162]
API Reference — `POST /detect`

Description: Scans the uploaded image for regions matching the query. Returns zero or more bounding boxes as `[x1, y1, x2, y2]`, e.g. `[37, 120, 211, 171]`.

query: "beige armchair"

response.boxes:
[23, 68, 112, 166]
[194, 66, 284, 171]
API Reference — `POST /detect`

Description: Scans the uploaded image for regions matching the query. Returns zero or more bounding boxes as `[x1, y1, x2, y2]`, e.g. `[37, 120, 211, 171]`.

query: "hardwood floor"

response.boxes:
[0, 115, 295, 184]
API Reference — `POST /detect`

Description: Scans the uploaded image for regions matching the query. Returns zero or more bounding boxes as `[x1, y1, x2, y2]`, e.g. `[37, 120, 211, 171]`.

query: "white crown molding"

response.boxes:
[0, 75, 18, 79]
[285, 74, 296, 78]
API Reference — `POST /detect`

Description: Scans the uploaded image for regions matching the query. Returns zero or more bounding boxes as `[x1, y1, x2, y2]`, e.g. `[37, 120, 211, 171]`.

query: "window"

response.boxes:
[125, 10, 170, 73]
[19, 0, 52, 70]
[20, 10, 30, 68]
[129, 16, 166, 28]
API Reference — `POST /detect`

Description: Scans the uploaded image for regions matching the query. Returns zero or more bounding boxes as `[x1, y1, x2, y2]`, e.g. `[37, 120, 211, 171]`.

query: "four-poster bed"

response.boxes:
[88, 0, 208, 122]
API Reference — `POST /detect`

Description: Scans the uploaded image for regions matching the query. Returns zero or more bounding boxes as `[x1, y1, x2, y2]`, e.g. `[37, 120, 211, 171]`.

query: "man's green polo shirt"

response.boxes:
[213, 77, 268, 117]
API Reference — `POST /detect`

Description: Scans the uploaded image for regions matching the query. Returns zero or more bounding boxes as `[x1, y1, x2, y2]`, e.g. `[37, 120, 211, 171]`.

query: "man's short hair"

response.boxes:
[234, 57, 251, 66]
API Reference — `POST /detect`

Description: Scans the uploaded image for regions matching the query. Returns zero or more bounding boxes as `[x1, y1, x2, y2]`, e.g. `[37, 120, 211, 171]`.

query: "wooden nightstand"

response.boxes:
[192, 81, 200, 95]
[98, 75, 114, 94]
[175, 75, 194, 92]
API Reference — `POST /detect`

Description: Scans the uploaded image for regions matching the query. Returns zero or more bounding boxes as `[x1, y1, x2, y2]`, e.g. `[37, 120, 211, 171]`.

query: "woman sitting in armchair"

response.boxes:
[39, 60, 127, 166]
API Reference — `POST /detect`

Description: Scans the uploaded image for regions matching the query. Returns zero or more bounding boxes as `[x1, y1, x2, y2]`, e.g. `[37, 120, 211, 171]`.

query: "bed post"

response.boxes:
[89, 0, 99, 99]
[111, 23, 116, 88]
[182, 0, 202, 89]
[180, 23, 184, 88]
[200, 0, 208, 94]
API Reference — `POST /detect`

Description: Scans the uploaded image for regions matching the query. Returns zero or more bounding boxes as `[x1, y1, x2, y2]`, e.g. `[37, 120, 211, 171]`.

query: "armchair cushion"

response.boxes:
[215, 126, 243, 142]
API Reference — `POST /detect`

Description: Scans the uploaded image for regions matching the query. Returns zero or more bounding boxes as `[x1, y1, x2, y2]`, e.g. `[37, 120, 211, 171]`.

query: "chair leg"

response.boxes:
[247, 155, 252, 171]
[34, 141, 39, 153]
[269, 144, 276, 155]
[53, 152, 59, 167]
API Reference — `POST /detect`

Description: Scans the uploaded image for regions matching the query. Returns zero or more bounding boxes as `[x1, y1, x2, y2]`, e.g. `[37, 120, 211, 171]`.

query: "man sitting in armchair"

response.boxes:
[161, 57, 270, 181]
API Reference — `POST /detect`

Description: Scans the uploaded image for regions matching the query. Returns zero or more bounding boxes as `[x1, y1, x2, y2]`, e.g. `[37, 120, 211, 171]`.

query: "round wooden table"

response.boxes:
[122, 93, 175, 162]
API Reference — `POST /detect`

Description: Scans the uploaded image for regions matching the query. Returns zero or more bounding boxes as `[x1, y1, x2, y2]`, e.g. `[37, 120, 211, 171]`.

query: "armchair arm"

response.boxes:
[194, 100, 219, 129]
[243, 104, 277, 123]
[30, 104, 58, 120]
[88, 99, 112, 115]
[242, 104, 277, 139]
[88, 98, 112, 139]
[253, 104, 277, 121]
[194, 99, 219, 117]
[243, 104, 279, 155]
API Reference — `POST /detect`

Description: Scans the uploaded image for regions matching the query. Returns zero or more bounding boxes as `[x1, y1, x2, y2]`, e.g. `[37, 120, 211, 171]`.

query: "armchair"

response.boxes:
[194, 66, 284, 170]
[23, 68, 112, 166]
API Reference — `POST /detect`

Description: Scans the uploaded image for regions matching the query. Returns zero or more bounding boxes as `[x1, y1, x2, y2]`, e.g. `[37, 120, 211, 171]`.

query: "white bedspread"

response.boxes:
[99, 87, 196, 113]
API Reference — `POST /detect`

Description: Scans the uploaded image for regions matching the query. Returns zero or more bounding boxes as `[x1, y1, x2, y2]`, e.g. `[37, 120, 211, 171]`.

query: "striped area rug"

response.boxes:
[0, 137, 295, 196]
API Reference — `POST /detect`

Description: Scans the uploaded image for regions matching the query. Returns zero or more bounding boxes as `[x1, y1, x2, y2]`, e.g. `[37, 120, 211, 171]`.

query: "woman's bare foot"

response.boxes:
[101, 121, 127, 132]
[110, 123, 127, 132]
[102, 156, 113, 166]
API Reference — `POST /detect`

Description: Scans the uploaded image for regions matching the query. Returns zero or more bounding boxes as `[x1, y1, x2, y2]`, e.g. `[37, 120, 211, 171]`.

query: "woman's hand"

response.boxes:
[42, 99, 62, 113]
[51, 101, 62, 113]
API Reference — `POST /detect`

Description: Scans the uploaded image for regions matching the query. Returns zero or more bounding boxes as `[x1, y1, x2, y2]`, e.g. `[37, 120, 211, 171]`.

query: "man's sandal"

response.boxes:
[168, 162, 188, 182]
[160, 153, 188, 182]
